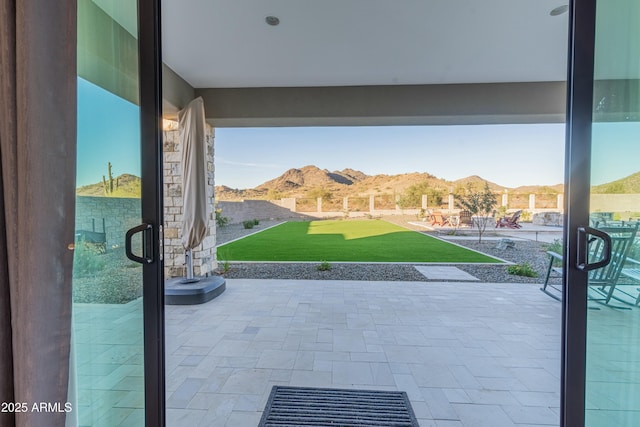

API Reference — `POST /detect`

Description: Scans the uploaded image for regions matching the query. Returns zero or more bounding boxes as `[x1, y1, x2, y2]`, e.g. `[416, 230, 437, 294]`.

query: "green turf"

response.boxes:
[217, 220, 502, 263]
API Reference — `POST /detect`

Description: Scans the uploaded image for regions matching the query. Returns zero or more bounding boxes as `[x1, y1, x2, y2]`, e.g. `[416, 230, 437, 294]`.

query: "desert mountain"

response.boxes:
[450, 175, 505, 192]
[592, 171, 640, 194]
[76, 173, 141, 197]
[255, 165, 363, 192]
[215, 165, 564, 201]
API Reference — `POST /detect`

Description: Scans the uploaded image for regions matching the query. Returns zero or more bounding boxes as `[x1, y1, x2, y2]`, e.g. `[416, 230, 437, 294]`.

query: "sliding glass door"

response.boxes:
[564, 0, 640, 425]
[72, 0, 163, 425]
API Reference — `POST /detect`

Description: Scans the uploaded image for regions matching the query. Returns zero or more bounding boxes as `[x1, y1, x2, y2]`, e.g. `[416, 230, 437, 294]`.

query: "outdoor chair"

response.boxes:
[617, 257, 640, 306]
[421, 208, 434, 222]
[496, 210, 522, 229]
[541, 224, 639, 307]
[430, 211, 449, 227]
[459, 210, 473, 227]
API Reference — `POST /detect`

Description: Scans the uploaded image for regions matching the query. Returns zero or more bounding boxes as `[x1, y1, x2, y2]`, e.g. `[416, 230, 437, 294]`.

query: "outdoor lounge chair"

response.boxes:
[541, 224, 639, 307]
[496, 210, 522, 229]
[430, 211, 449, 227]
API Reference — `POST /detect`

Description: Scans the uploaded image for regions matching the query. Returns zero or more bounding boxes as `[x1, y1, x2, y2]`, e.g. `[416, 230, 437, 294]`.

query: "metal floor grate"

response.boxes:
[258, 386, 420, 427]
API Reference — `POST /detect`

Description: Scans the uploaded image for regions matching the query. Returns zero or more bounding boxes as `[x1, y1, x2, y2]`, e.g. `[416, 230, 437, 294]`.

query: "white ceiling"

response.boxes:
[161, 0, 570, 89]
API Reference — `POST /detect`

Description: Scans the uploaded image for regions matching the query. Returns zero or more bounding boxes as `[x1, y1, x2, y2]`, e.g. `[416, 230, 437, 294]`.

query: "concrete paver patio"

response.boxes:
[165, 279, 562, 426]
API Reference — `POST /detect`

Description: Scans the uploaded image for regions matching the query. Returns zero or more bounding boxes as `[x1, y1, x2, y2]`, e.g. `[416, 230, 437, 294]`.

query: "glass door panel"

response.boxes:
[72, 1, 145, 425]
[585, 0, 640, 425]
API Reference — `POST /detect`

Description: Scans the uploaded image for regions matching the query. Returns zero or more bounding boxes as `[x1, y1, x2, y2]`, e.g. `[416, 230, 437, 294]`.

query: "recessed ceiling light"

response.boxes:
[550, 5, 568, 16]
[265, 16, 280, 26]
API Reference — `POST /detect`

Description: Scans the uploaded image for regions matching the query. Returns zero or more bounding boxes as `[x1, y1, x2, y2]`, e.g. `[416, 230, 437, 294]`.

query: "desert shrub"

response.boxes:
[506, 262, 538, 277]
[397, 183, 443, 209]
[253, 219, 260, 225]
[243, 220, 255, 229]
[307, 187, 333, 201]
[544, 239, 564, 267]
[73, 240, 107, 278]
[217, 257, 231, 274]
[545, 238, 563, 254]
[215, 209, 229, 227]
[317, 260, 332, 271]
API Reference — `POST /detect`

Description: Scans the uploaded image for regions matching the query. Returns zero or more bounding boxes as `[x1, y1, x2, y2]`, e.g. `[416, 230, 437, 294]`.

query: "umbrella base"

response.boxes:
[165, 275, 226, 305]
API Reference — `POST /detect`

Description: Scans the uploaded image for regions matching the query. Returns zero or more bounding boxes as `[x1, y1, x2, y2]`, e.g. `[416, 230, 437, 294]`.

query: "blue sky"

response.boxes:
[215, 125, 569, 189]
[77, 78, 141, 187]
[591, 122, 640, 185]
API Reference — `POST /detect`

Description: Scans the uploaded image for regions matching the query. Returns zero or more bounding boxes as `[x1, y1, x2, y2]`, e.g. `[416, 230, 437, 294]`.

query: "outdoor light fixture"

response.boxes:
[265, 15, 280, 26]
[162, 119, 179, 131]
[550, 5, 568, 16]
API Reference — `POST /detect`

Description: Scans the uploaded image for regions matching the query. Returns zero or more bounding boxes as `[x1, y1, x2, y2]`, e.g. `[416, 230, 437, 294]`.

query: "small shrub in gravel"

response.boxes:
[545, 238, 563, 254]
[317, 261, 332, 271]
[73, 241, 107, 278]
[218, 258, 231, 274]
[215, 209, 229, 227]
[506, 262, 538, 277]
[243, 220, 255, 229]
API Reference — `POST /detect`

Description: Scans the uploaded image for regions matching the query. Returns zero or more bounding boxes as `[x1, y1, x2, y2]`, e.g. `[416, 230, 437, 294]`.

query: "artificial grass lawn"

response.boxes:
[217, 220, 502, 263]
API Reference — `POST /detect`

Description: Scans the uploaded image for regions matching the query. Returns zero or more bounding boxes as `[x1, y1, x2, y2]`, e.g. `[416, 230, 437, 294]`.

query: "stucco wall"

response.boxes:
[590, 194, 640, 214]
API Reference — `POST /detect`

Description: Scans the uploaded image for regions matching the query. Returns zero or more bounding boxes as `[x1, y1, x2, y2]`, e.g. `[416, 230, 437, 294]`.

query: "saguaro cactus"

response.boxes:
[102, 162, 115, 195]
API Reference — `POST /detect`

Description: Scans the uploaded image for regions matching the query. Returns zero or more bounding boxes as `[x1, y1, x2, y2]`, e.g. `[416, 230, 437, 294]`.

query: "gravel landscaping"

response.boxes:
[216, 217, 559, 284]
[73, 246, 143, 304]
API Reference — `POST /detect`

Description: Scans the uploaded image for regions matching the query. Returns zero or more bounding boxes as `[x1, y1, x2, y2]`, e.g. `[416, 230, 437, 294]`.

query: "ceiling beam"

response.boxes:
[162, 64, 195, 117]
[195, 81, 567, 127]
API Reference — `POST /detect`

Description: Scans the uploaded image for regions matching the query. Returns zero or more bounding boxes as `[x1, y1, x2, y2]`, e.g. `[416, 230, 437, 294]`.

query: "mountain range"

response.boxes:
[76, 165, 640, 200]
[592, 172, 640, 194]
[215, 165, 565, 201]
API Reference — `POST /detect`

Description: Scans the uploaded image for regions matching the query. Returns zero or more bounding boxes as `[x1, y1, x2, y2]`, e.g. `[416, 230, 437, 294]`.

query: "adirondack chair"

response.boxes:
[541, 224, 639, 307]
[496, 210, 522, 229]
[430, 211, 449, 226]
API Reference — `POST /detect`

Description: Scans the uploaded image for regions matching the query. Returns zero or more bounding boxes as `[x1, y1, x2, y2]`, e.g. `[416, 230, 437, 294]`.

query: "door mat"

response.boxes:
[258, 385, 420, 426]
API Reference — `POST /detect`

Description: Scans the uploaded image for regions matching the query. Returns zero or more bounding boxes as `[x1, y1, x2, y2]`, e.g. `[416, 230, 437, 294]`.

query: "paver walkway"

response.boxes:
[414, 266, 480, 281]
[166, 279, 562, 426]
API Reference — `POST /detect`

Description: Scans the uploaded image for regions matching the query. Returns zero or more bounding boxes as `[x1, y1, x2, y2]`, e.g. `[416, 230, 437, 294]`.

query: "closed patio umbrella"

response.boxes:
[179, 97, 208, 282]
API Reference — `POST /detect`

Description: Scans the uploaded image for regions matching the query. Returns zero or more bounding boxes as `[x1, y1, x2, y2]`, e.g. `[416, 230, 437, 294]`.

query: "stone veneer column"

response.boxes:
[162, 125, 217, 278]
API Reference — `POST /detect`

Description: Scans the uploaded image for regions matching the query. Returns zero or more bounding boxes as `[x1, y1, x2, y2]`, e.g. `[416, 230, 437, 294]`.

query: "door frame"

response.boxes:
[142, 0, 603, 424]
[562, 0, 597, 425]
[139, 0, 166, 424]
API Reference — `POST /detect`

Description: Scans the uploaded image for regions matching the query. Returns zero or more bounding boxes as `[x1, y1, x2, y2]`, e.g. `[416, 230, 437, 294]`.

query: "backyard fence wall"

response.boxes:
[216, 192, 566, 224]
[75, 196, 141, 248]
[217, 200, 305, 224]
[590, 194, 640, 215]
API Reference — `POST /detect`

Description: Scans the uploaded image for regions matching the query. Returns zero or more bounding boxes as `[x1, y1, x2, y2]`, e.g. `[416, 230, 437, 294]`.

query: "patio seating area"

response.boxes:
[409, 220, 563, 243]
[165, 279, 562, 426]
